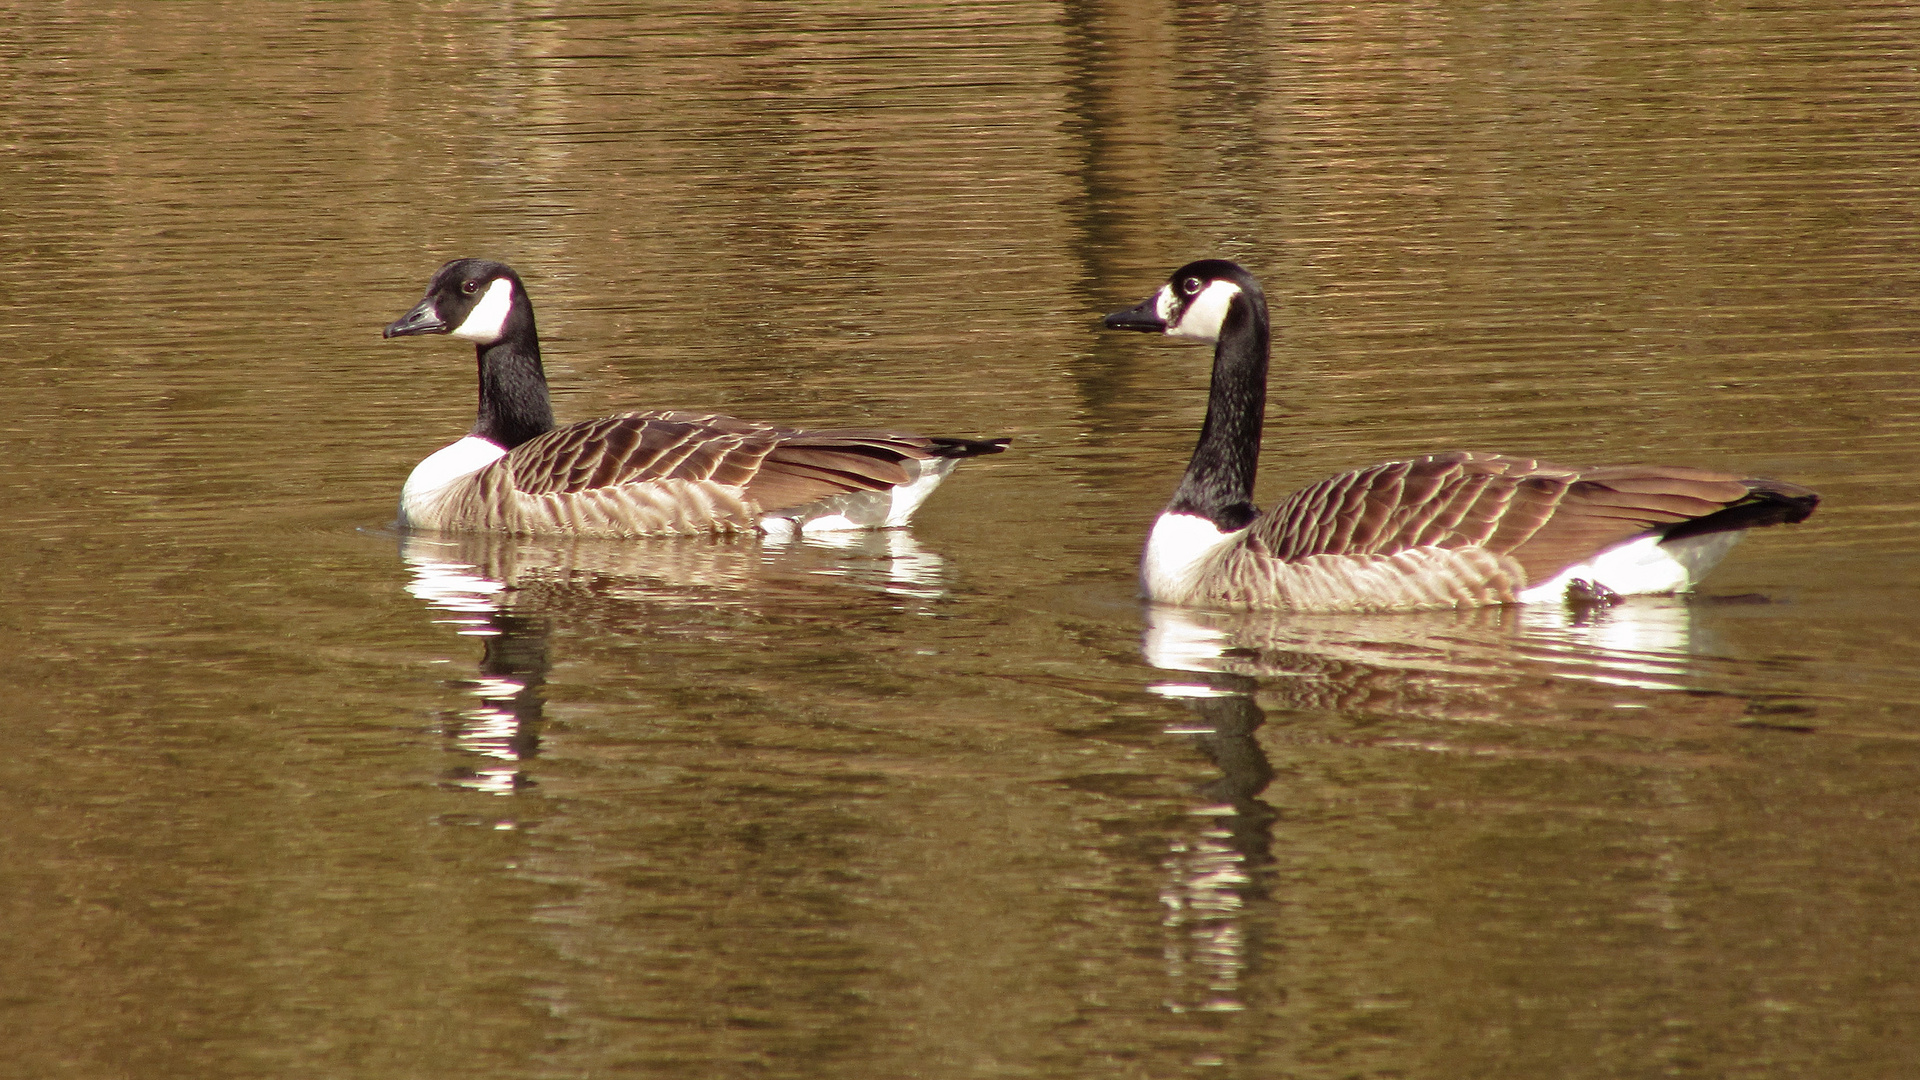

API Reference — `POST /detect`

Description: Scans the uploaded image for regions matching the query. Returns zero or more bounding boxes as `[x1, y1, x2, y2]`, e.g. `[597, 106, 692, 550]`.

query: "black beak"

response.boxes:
[383, 298, 448, 338]
[1103, 294, 1166, 333]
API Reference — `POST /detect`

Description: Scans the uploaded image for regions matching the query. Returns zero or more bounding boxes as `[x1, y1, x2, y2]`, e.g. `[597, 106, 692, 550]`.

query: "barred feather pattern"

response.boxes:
[1165, 543, 1527, 612]
[406, 410, 1001, 538]
[1165, 451, 1807, 612]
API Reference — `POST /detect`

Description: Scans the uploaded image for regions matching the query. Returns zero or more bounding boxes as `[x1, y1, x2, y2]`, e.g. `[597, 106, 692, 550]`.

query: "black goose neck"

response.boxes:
[471, 304, 554, 449]
[1168, 286, 1269, 531]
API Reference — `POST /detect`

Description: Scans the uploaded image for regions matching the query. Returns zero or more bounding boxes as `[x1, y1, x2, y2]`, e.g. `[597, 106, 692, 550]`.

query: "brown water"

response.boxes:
[5, 2, 1920, 1077]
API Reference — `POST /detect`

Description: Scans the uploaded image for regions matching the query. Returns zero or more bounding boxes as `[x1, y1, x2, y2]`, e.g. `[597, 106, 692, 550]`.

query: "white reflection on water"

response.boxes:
[771, 528, 951, 601]
[1143, 597, 1704, 693]
[401, 528, 952, 613]
[1160, 808, 1253, 1015]
[404, 555, 508, 636]
[1141, 664, 1277, 1017]
[397, 528, 957, 794]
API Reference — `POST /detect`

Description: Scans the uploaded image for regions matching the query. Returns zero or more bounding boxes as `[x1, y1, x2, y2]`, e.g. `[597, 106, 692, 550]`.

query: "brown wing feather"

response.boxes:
[503, 414, 775, 496]
[1257, 452, 1576, 561]
[1504, 467, 1762, 582]
[1249, 451, 1791, 587]
[496, 410, 1004, 517]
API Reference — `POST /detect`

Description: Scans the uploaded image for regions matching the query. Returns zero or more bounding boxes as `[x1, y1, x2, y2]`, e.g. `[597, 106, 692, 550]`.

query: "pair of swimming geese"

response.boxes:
[384, 258, 1818, 613]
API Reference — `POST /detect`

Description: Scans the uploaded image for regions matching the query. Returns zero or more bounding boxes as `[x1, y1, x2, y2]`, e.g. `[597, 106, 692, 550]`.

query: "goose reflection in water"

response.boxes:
[1147, 674, 1275, 1016]
[1135, 593, 1785, 1014]
[399, 529, 957, 795]
[1146, 595, 1726, 696]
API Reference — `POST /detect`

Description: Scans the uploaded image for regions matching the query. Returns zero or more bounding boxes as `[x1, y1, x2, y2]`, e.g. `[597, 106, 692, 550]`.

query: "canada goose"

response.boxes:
[382, 259, 1006, 538]
[1103, 259, 1819, 612]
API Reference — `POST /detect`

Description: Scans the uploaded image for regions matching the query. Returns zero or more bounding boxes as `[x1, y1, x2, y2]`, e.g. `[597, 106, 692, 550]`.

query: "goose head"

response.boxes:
[1103, 259, 1264, 343]
[383, 258, 530, 346]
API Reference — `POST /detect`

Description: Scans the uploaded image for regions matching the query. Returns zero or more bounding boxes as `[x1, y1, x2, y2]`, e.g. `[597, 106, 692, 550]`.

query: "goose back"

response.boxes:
[1257, 452, 1801, 580]
[1170, 452, 1817, 611]
[408, 410, 1003, 539]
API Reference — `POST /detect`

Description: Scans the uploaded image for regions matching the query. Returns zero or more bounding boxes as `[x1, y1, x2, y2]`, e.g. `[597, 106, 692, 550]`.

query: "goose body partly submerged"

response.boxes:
[1103, 259, 1818, 612]
[383, 259, 1006, 539]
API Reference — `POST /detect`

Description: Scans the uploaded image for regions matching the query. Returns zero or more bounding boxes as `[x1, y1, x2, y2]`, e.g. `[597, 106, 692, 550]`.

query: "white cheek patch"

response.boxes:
[449, 277, 515, 343]
[1167, 280, 1241, 342]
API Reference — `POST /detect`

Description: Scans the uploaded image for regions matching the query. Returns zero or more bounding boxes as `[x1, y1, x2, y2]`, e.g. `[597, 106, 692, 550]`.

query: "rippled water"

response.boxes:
[5, 2, 1920, 1077]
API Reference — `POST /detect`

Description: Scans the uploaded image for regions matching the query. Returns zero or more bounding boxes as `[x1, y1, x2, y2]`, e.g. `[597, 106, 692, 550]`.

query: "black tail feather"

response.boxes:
[1659, 479, 1819, 544]
[928, 436, 1011, 459]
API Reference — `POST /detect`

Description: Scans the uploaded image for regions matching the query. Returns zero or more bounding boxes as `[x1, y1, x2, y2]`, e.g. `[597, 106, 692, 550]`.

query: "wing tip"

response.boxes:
[1659, 479, 1820, 543]
[928, 436, 1011, 459]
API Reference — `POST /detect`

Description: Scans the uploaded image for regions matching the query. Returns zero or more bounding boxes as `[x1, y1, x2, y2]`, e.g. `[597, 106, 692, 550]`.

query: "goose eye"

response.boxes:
[462, 279, 481, 295]
[1180, 277, 1203, 296]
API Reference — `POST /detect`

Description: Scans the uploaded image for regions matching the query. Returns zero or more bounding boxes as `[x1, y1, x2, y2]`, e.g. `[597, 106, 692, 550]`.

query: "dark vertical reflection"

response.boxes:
[1183, 684, 1278, 866]
[1056, 0, 1185, 428]
[1155, 676, 1278, 1017]
[1054, 0, 1301, 542]
[441, 611, 550, 795]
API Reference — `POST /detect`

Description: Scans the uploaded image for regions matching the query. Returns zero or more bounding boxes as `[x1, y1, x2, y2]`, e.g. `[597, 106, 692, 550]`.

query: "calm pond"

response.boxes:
[5, 2, 1920, 1077]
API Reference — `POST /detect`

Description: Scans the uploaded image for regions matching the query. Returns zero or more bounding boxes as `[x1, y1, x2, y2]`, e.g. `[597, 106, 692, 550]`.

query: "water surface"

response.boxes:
[4, 2, 1920, 1077]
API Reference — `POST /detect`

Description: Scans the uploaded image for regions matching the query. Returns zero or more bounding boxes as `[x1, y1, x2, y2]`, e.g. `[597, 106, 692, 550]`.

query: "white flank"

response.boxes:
[449, 277, 515, 343]
[1167, 280, 1242, 342]
[798, 513, 861, 534]
[399, 435, 506, 527]
[757, 459, 959, 536]
[1142, 511, 1240, 601]
[758, 510, 859, 537]
[884, 459, 958, 527]
[1517, 529, 1746, 604]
